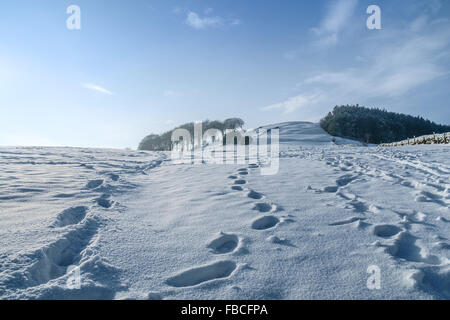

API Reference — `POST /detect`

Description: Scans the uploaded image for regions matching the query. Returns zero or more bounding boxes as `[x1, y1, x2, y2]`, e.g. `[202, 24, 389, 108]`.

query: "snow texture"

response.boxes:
[0, 122, 449, 299]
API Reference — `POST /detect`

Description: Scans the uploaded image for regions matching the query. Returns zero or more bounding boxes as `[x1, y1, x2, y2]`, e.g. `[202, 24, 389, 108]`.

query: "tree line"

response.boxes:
[320, 105, 450, 144]
[138, 118, 245, 151]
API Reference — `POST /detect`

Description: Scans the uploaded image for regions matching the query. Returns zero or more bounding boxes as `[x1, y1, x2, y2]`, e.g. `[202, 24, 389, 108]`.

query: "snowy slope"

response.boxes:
[253, 121, 364, 146]
[0, 122, 449, 300]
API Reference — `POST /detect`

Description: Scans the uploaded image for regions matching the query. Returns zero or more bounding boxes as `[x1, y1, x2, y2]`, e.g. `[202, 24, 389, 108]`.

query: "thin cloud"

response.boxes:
[163, 90, 182, 97]
[262, 94, 319, 114]
[311, 0, 358, 47]
[183, 9, 240, 30]
[284, 0, 358, 59]
[82, 83, 114, 95]
[172, 6, 185, 15]
[265, 17, 450, 116]
[230, 19, 241, 26]
[186, 12, 223, 29]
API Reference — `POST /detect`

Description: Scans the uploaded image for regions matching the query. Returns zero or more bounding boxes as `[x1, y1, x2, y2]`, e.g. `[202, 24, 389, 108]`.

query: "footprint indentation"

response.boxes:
[86, 179, 103, 189]
[108, 173, 119, 181]
[247, 190, 263, 200]
[267, 236, 295, 247]
[96, 195, 114, 208]
[253, 202, 273, 213]
[251, 216, 280, 230]
[437, 217, 450, 223]
[329, 217, 365, 226]
[373, 224, 402, 238]
[166, 260, 236, 287]
[52, 206, 88, 228]
[387, 232, 441, 264]
[336, 174, 357, 187]
[23, 218, 99, 286]
[207, 233, 239, 254]
[323, 186, 338, 193]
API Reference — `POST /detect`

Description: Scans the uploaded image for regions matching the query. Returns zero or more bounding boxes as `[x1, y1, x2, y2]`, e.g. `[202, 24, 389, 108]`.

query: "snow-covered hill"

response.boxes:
[252, 121, 364, 146]
[0, 122, 449, 299]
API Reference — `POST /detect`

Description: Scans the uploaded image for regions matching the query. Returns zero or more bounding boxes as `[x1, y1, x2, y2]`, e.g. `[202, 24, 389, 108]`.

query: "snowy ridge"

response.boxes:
[252, 121, 365, 146]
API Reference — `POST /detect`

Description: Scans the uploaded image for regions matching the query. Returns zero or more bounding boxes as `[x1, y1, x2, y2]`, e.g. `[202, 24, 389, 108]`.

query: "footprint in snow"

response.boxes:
[267, 235, 295, 247]
[336, 174, 357, 187]
[96, 194, 114, 208]
[166, 260, 237, 288]
[108, 173, 119, 181]
[251, 216, 280, 230]
[385, 232, 441, 265]
[373, 224, 402, 238]
[329, 217, 366, 226]
[347, 199, 369, 213]
[51, 206, 88, 228]
[247, 190, 263, 200]
[252, 202, 274, 213]
[322, 186, 339, 193]
[19, 218, 100, 287]
[85, 179, 103, 189]
[207, 232, 240, 254]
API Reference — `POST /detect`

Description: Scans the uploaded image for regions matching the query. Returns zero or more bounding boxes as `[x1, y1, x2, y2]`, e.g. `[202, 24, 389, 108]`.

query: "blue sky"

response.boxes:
[0, 0, 449, 148]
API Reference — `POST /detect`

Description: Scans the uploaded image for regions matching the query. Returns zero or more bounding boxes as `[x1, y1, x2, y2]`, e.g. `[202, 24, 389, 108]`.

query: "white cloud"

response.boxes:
[311, 0, 358, 47]
[410, 15, 429, 32]
[284, 0, 357, 59]
[262, 94, 319, 114]
[186, 12, 223, 29]
[163, 90, 182, 97]
[265, 18, 450, 116]
[183, 9, 240, 30]
[230, 19, 241, 26]
[172, 7, 184, 15]
[82, 83, 114, 95]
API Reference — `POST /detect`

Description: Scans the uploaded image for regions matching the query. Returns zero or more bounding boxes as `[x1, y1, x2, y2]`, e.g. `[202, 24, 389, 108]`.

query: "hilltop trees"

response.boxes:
[320, 105, 450, 144]
[138, 118, 246, 151]
[223, 118, 245, 130]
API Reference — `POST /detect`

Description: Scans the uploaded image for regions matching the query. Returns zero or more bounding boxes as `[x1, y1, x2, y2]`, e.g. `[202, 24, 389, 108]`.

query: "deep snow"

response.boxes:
[0, 122, 449, 299]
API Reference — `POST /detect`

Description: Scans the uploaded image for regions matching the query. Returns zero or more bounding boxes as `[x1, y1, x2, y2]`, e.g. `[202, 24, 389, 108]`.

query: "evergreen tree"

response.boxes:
[320, 105, 450, 144]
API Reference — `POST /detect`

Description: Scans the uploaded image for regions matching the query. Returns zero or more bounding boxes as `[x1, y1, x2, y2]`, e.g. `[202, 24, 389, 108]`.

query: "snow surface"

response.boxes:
[0, 122, 449, 300]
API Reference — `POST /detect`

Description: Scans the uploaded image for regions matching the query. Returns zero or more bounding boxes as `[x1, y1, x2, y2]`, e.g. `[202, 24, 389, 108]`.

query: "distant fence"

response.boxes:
[380, 132, 450, 147]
